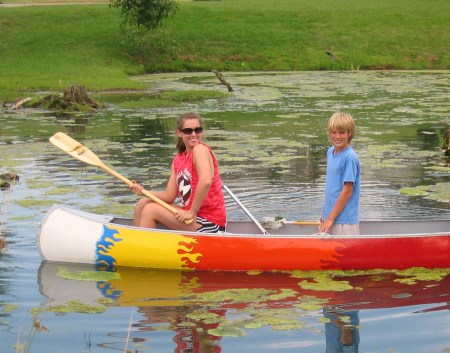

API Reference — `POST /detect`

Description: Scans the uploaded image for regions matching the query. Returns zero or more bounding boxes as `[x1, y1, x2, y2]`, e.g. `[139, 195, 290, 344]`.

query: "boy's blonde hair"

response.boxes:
[327, 112, 356, 142]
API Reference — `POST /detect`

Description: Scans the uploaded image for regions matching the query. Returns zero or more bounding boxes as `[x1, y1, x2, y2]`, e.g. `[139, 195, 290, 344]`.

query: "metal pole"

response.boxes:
[222, 184, 269, 235]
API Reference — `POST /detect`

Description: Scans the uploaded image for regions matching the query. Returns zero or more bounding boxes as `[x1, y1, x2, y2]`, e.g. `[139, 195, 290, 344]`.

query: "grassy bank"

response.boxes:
[0, 0, 449, 96]
[0, 4, 142, 96]
[149, 0, 449, 72]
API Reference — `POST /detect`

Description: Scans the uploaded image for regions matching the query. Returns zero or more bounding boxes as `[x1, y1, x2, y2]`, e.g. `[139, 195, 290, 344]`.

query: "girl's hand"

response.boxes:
[174, 209, 197, 223]
[130, 181, 144, 195]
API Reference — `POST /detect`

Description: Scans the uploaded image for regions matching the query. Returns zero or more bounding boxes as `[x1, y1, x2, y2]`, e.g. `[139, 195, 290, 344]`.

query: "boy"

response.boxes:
[319, 112, 360, 235]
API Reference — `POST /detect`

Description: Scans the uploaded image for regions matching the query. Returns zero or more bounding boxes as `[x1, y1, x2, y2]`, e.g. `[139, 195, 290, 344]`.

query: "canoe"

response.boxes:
[37, 205, 450, 271]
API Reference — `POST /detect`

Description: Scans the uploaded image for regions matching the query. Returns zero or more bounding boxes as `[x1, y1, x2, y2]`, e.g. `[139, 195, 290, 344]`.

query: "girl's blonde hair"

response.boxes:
[327, 112, 356, 142]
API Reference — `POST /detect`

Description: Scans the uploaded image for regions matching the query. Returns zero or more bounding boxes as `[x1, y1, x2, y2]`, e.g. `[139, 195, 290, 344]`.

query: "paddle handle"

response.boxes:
[101, 165, 194, 225]
[288, 221, 320, 226]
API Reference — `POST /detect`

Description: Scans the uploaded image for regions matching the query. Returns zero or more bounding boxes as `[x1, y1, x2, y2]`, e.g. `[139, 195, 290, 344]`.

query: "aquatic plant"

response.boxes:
[14, 313, 48, 353]
[395, 267, 450, 284]
[57, 266, 121, 281]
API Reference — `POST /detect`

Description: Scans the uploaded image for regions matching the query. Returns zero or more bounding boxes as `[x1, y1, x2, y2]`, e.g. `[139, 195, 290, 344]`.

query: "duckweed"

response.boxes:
[44, 300, 108, 314]
[399, 187, 429, 196]
[1, 303, 19, 314]
[195, 288, 281, 304]
[57, 266, 121, 281]
[394, 267, 450, 284]
[17, 198, 56, 208]
[207, 325, 246, 337]
[399, 182, 450, 203]
[298, 278, 353, 291]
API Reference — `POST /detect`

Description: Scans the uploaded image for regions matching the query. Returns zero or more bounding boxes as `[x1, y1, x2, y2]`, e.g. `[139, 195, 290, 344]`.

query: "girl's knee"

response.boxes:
[135, 198, 151, 212]
[136, 198, 150, 207]
[142, 202, 161, 216]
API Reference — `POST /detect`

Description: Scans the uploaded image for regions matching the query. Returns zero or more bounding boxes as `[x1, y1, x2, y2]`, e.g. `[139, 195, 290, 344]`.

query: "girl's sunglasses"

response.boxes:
[180, 127, 203, 135]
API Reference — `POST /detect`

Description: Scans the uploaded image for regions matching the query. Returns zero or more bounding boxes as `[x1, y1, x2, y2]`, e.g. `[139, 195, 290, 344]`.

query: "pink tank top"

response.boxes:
[173, 142, 226, 227]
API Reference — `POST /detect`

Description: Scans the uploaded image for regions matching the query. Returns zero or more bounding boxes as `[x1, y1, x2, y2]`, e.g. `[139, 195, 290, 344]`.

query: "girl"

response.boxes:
[131, 112, 226, 233]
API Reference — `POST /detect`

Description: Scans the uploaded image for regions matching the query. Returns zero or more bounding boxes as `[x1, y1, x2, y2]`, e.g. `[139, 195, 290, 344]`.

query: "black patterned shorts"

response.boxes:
[196, 216, 225, 233]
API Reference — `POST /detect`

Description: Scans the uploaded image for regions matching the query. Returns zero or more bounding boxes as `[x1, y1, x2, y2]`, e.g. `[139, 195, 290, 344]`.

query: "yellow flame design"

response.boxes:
[105, 225, 202, 269]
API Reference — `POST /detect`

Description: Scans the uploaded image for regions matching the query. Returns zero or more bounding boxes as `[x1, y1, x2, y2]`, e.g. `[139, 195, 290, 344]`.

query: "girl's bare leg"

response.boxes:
[138, 203, 200, 231]
[133, 198, 153, 226]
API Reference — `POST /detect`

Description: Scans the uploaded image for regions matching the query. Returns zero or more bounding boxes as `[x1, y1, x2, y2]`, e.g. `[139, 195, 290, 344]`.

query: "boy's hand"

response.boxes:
[319, 219, 333, 233]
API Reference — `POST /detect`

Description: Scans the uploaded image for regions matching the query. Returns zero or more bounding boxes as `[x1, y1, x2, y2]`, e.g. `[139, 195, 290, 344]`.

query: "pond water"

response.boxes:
[0, 71, 449, 352]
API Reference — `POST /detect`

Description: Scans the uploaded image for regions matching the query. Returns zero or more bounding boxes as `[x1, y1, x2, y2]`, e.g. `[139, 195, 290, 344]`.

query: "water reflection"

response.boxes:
[38, 262, 450, 353]
[51, 113, 89, 134]
[0, 71, 449, 352]
[323, 308, 359, 353]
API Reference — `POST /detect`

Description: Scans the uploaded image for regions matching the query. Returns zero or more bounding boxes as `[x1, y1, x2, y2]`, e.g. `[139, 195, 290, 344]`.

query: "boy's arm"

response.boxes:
[319, 182, 354, 233]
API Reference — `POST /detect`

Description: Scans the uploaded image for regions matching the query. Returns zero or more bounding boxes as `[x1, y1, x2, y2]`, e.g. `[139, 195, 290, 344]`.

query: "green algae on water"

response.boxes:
[207, 324, 246, 337]
[1, 303, 19, 314]
[394, 267, 450, 284]
[195, 288, 282, 304]
[298, 276, 354, 292]
[186, 311, 223, 322]
[45, 187, 79, 196]
[298, 279, 353, 291]
[246, 270, 262, 275]
[399, 182, 450, 203]
[399, 187, 429, 196]
[57, 266, 121, 282]
[44, 300, 108, 314]
[17, 197, 56, 208]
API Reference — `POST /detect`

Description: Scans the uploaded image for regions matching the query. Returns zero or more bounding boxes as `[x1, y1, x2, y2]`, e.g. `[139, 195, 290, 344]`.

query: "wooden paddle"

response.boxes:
[288, 221, 320, 226]
[49, 132, 193, 224]
[260, 216, 320, 229]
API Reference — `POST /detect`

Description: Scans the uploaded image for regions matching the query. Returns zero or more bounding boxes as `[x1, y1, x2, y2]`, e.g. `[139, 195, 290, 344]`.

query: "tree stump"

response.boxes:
[63, 85, 99, 108]
[31, 85, 101, 111]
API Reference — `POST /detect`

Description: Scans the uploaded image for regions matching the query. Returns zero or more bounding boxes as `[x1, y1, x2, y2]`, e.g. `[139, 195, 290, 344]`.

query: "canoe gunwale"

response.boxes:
[45, 204, 450, 239]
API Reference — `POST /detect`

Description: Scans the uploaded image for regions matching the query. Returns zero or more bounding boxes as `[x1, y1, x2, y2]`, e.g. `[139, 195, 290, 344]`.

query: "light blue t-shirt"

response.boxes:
[322, 146, 360, 224]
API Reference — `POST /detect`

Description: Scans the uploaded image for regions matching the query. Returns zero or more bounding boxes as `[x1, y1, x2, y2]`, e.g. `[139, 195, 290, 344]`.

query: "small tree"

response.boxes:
[110, 0, 179, 31]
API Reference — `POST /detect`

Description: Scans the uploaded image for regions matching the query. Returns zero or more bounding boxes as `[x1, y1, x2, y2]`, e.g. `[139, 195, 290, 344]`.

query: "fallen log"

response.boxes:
[11, 97, 32, 110]
[212, 70, 234, 92]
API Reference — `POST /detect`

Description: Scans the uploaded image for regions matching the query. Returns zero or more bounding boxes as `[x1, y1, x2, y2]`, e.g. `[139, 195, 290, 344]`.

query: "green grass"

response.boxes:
[0, 0, 449, 95]
[0, 5, 143, 93]
[146, 0, 449, 72]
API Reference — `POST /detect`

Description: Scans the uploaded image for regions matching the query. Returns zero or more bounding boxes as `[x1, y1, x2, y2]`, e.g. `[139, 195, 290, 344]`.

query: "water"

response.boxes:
[0, 71, 449, 352]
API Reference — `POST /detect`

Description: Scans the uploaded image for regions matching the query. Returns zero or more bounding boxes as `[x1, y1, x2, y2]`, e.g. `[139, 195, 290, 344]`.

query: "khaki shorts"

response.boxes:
[328, 224, 360, 235]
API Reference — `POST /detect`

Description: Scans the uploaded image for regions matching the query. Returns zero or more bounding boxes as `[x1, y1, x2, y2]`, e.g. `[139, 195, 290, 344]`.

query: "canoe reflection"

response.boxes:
[38, 262, 450, 353]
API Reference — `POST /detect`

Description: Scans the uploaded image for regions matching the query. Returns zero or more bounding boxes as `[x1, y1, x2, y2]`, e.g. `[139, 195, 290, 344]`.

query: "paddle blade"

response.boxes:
[49, 132, 194, 225]
[49, 132, 104, 168]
